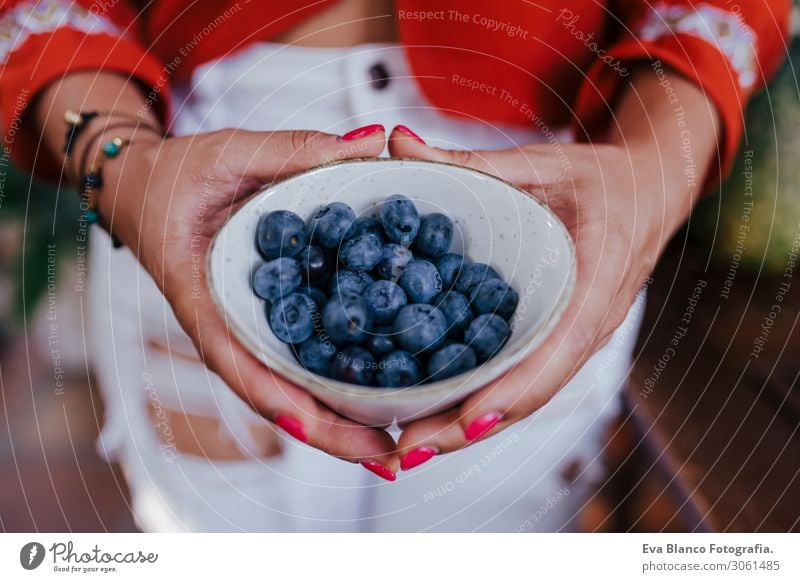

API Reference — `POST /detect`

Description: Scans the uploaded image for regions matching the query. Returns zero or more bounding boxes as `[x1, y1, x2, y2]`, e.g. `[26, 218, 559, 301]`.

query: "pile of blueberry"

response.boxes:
[252, 195, 519, 388]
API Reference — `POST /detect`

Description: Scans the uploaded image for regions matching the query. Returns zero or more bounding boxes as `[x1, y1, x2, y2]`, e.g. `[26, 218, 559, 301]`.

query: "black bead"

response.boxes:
[84, 172, 103, 190]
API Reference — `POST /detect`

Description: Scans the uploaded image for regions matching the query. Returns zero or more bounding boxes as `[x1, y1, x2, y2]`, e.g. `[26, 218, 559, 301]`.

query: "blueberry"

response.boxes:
[434, 291, 474, 337]
[269, 292, 317, 344]
[252, 257, 301, 302]
[256, 210, 307, 260]
[348, 216, 385, 243]
[470, 279, 519, 320]
[298, 245, 329, 284]
[364, 326, 396, 356]
[415, 213, 453, 258]
[380, 194, 420, 244]
[297, 285, 328, 309]
[455, 262, 501, 295]
[427, 344, 477, 382]
[328, 269, 374, 296]
[323, 246, 340, 270]
[436, 253, 471, 289]
[393, 304, 448, 354]
[339, 234, 382, 272]
[330, 346, 375, 386]
[364, 280, 407, 325]
[296, 335, 336, 376]
[375, 243, 413, 280]
[375, 350, 422, 388]
[464, 314, 511, 362]
[322, 291, 372, 345]
[398, 259, 442, 304]
[309, 202, 356, 248]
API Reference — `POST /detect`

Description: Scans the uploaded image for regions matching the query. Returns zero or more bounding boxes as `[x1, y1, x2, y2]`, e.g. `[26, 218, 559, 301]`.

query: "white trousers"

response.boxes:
[89, 43, 644, 532]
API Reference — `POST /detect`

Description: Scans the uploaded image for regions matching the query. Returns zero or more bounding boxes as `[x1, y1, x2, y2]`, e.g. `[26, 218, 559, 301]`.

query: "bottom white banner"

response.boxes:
[1, 533, 798, 581]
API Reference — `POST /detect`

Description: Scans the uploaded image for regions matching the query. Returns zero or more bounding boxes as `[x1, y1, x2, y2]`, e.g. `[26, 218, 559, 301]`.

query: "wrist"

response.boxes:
[630, 140, 698, 240]
[608, 65, 720, 234]
[94, 132, 163, 248]
[625, 138, 696, 198]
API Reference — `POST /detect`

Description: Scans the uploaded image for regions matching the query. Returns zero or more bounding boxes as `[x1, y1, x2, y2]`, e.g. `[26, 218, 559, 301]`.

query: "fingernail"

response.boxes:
[361, 460, 396, 482]
[395, 124, 426, 144]
[340, 124, 384, 141]
[400, 446, 437, 471]
[464, 412, 502, 442]
[275, 414, 307, 443]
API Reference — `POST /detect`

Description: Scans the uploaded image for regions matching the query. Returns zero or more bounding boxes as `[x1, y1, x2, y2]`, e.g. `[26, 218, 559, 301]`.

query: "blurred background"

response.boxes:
[1, 18, 799, 534]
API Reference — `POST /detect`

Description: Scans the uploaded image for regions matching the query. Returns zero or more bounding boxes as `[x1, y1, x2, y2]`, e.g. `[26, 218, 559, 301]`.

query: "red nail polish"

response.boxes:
[464, 412, 502, 442]
[340, 124, 384, 141]
[361, 460, 396, 482]
[400, 446, 437, 471]
[395, 124, 426, 144]
[275, 414, 307, 443]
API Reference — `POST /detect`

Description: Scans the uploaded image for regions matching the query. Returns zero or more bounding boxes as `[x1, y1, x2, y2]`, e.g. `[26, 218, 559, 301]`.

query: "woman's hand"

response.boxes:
[387, 70, 718, 467]
[387, 134, 661, 463]
[99, 126, 403, 477]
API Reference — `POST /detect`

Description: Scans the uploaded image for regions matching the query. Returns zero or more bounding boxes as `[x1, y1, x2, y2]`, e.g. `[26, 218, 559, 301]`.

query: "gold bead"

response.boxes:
[64, 110, 82, 125]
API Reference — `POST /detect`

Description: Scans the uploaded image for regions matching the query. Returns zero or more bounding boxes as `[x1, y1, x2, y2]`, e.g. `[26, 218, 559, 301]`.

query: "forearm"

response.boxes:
[608, 65, 721, 235]
[33, 72, 165, 248]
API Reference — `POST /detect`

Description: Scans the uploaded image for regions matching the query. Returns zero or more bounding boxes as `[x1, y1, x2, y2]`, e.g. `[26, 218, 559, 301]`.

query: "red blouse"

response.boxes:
[0, 0, 791, 179]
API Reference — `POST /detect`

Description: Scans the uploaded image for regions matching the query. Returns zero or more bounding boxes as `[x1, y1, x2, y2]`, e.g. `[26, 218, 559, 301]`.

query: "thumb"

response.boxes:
[223, 125, 387, 183]
[389, 125, 527, 182]
[387, 125, 537, 185]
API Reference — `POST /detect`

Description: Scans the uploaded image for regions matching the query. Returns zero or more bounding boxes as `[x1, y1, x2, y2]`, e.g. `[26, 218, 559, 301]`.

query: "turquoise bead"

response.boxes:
[85, 209, 100, 223]
[103, 141, 120, 157]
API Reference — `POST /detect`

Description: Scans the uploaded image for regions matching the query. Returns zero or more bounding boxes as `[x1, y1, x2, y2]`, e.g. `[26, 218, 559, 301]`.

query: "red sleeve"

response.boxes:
[0, 1, 170, 179]
[573, 0, 792, 184]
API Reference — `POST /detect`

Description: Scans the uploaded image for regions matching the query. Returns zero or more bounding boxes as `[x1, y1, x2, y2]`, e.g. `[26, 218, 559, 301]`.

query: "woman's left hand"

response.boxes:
[387, 126, 694, 468]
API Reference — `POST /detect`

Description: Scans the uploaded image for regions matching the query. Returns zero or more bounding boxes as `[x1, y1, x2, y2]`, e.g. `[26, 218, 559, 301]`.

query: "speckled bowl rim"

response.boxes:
[207, 157, 576, 405]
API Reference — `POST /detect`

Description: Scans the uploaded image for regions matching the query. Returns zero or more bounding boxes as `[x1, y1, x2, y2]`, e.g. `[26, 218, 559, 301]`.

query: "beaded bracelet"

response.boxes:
[64, 110, 167, 232]
[79, 135, 133, 224]
[63, 109, 163, 156]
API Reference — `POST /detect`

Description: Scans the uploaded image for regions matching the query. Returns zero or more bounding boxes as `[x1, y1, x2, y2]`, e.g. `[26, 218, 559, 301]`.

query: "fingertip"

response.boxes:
[357, 431, 401, 478]
[340, 124, 384, 141]
[399, 446, 438, 471]
[388, 126, 442, 160]
[394, 124, 426, 144]
[463, 411, 503, 442]
[361, 459, 397, 481]
[333, 125, 386, 160]
[275, 414, 308, 443]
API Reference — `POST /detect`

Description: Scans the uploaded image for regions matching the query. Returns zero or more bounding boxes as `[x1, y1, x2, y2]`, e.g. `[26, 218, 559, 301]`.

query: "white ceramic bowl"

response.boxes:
[208, 158, 575, 426]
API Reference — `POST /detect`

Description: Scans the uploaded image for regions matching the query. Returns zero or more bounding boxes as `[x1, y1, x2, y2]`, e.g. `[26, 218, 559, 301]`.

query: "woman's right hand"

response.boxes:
[98, 125, 402, 479]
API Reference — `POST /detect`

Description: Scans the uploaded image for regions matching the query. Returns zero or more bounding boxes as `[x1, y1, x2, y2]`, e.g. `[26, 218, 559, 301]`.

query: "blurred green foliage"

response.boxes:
[0, 162, 80, 325]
